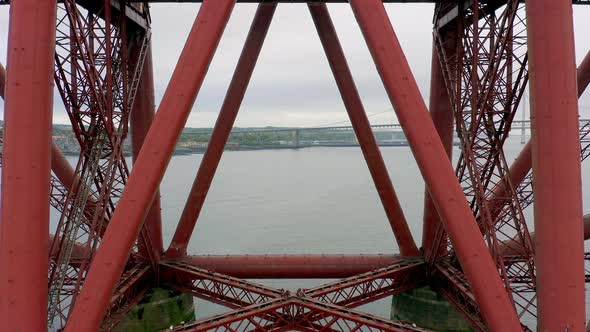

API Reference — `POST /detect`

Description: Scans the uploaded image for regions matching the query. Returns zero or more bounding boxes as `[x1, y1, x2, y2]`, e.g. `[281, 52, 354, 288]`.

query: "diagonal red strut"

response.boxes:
[64, 1, 236, 330]
[349, 0, 521, 330]
[308, 3, 418, 256]
[167, 2, 277, 258]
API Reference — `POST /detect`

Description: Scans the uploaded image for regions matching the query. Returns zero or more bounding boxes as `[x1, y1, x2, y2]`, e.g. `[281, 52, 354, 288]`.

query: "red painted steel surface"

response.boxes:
[0, 1, 588, 330]
[432, 1, 536, 319]
[421, 44, 454, 259]
[489, 49, 590, 209]
[161, 258, 428, 332]
[527, 0, 585, 330]
[167, 3, 276, 258]
[64, 1, 236, 330]
[309, 3, 419, 257]
[131, 43, 165, 261]
[184, 255, 401, 278]
[0, 63, 4, 98]
[350, 0, 521, 330]
[500, 214, 590, 256]
[579, 50, 590, 97]
[0, 0, 57, 330]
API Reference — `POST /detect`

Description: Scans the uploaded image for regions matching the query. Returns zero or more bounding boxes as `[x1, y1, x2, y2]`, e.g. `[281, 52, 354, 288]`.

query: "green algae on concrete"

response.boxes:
[391, 286, 474, 332]
[113, 288, 195, 332]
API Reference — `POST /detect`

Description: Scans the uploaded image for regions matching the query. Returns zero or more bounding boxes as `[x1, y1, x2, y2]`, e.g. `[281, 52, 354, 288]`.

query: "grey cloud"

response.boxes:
[0, 4, 589, 126]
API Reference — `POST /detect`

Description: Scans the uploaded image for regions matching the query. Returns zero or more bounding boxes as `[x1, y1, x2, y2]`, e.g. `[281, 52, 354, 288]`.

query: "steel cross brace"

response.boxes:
[167, 297, 430, 332]
[101, 262, 153, 330]
[430, 261, 486, 331]
[160, 260, 285, 309]
[302, 258, 426, 307]
[157, 258, 426, 331]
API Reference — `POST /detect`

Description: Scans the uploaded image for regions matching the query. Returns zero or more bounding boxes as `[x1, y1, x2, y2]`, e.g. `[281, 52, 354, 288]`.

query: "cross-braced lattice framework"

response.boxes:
[47, 0, 155, 328]
[431, 0, 538, 322]
[159, 258, 427, 332]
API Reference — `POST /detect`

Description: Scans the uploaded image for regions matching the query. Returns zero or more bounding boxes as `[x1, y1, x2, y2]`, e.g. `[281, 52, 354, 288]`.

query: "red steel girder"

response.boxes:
[0, 62, 4, 96]
[131, 40, 165, 262]
[526, 0, 585, 329]
[64, 1, 236, 330]
[302, 259, 426, 307]
[159, 257, 423, 309]
[430, 262, 484, 331]
[579, 49, 590, 96]
[500, 214, 590, 256]
[0, 62, 96, 234]
[183, 255, 400, 278]
[0, 0, 57, 329]
[421, 41, 454, 260]
[167, 2, 276, 258]
[431, 1, 537, 321]
[159, 258, 425, 331]
[488, 48, 590, 222]
[350, 0, 521, 329]
[309, 2, 419, 256]
[160, 260, 283, 309]
[168, 297, 431, 332]
[101, 262, 152, 330]
[48, 1, 155, 324]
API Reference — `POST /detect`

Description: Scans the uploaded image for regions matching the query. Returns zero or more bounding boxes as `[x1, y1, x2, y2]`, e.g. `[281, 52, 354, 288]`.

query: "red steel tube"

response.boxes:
[422, 43, 454, 259]
[2, 62, 85, 200]
[131, 43, 164, 261]
[491, 48, 590, 204]
[0, 63, 5, 98]
[349, 1, 521, 330]
[578, 49, 590, 97]
[167, 3, 276, 258]
[526, 2, 585, 330]
[501, 214, 590, 256]
[5, 63, 109, 235]
[49, 234, 90, 260]
[64, 1, 235, 330]
[182, 255, 400, 278]
[309, 3, 418, 257]
[0, 0, 57, 329]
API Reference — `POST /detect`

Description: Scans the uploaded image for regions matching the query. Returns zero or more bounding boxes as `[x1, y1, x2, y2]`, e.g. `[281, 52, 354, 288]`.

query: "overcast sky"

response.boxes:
[0, 3, 590, 127]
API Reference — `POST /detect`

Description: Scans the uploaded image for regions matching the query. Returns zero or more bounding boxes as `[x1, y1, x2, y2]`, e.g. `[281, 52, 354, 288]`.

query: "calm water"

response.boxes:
[56, 136, 590, 323]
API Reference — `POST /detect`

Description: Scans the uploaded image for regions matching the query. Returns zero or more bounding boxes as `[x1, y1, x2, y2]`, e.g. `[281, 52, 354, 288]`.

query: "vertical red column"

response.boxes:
[167, 3, 276, 258]
[350, 1, 521, 330]
[421, 43, 454, 258]
[131, 43, 164, 261]
[526, 1, 585, 330]
[2, 61, 85, 204]
[308, 3, 418, 256]
[0, 0, 57, 330]
[65, 1, 235, 330]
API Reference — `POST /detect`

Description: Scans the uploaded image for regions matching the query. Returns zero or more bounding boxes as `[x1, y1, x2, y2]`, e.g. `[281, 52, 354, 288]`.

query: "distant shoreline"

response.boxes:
[60, 142, 426, 157]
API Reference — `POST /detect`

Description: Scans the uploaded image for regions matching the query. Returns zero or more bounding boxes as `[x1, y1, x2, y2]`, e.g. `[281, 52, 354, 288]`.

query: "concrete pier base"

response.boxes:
[391, 287, 473, 332]
[114, 288, 195, 332]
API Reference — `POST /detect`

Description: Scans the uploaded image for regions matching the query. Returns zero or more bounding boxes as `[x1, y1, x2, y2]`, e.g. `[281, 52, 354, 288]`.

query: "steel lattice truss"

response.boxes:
[47, 0, 154, 328]
[159, 258, 428, 332]
[0, 0, 589, 331]
[431, 0, 539, 322]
